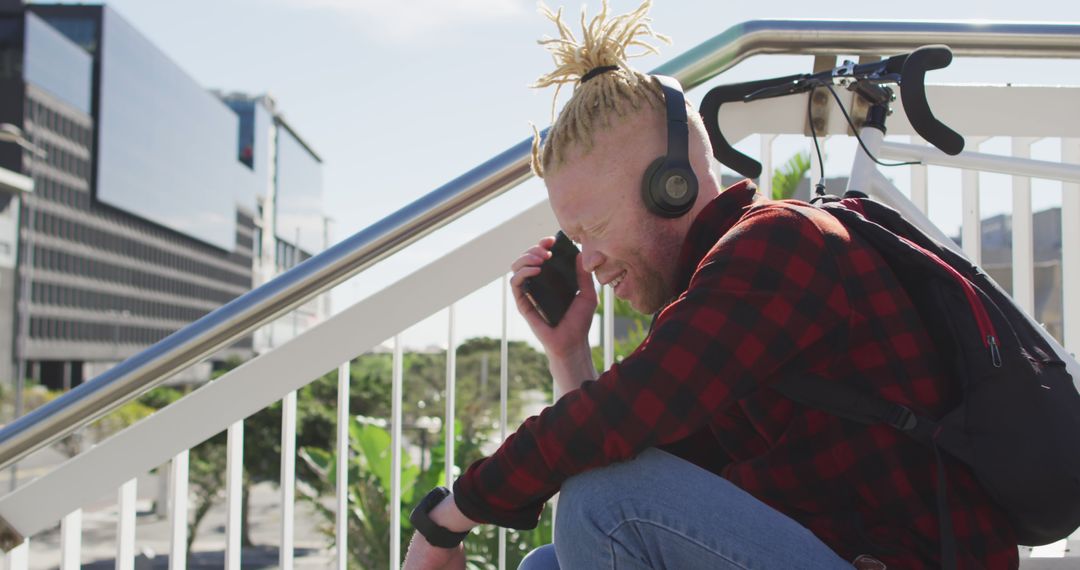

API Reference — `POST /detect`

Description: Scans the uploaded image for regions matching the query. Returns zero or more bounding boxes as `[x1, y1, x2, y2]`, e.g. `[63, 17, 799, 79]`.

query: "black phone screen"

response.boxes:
[522, 231, 580, 326]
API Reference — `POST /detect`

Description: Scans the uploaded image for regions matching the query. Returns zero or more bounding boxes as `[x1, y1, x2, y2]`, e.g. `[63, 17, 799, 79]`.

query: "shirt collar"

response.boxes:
[673, 178, 759, 294]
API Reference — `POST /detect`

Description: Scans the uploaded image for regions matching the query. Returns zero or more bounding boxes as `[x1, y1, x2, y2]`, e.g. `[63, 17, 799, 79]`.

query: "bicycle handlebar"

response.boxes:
[699, 45, 964, 179]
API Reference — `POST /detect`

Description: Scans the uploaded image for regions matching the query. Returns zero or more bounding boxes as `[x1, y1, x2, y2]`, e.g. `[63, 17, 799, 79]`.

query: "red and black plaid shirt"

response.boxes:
[454, 180, 1018, 568]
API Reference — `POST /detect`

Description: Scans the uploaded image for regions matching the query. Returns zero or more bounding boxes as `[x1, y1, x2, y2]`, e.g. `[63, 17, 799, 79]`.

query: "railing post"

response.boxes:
[961, 137, 989, 264]
[759, 135, 776, 198]
[603, 285, 614, 370]
[1011, 137, 1038, 315]
[116, 479, 137, 570]
[156, 458, 169, 519]
[391, 335, 403, 570]
[59, 509, 81, 570]
[445, 305, 457, 489]
[4, 540, 27, 570]
[1063, 138, 1080, 357]
[225, 421, 244, 570]
[910, 136, 929, 214]
[280, 391, 297, 570]
[336, 361, 350, 570]
[499, 276, 510, 570]
[168, 450, 189, 570]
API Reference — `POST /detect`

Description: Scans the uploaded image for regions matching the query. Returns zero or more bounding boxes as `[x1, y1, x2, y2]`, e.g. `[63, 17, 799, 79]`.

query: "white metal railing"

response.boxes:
[1064, 140, 1080, 363]
[225, 420, 242, 569]
[8, 20, 1080, 480]
[334, 360, 349, 570]
[0, 197, 557, 568]
[0, 20, 1078, 570]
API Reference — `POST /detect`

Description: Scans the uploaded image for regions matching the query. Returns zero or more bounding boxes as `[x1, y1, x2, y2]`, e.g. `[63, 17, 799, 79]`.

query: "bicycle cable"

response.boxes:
[823, 82, 921, 169]
[804, 80, 923, 198]
[807, 87, 828, 198]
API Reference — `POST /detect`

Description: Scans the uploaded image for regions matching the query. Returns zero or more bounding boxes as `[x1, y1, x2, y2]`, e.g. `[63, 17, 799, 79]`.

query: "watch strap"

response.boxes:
[409, 486, 471, 548]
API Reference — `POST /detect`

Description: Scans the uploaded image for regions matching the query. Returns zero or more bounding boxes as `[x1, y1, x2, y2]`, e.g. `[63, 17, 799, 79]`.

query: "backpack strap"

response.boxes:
[933, 443, 959, 570]
[773, 375, 956, 569]
[772, 375, 938, 441]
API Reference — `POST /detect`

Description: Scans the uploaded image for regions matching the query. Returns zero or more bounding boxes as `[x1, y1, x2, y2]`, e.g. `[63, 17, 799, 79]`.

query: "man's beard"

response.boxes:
[627, 219, 684, 314]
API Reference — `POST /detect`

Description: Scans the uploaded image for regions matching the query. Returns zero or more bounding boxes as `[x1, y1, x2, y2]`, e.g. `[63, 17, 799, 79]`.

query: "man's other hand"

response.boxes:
[402, 491, 477, 570]
[402, 532, 466, 570]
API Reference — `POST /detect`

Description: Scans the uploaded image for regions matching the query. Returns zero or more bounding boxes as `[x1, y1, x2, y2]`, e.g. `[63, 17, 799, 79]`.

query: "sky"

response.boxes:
[35, 0, 1080, 350]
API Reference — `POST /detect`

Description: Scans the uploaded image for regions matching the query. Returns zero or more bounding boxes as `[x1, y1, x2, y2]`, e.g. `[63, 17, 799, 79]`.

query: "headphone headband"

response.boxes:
[654, 75, 690, 165]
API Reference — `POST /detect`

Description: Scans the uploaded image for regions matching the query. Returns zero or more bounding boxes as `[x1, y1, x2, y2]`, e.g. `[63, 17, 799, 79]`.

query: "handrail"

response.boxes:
[2, 18, 1080, 472]
[655, 20, 1080, 88]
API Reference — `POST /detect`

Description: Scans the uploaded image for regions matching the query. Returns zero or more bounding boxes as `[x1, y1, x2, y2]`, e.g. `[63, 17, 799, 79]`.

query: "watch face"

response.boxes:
[424, 486, 451, 509]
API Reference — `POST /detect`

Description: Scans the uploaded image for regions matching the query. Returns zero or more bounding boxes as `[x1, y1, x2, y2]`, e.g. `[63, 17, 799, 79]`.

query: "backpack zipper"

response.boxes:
[940, 262, 1001, 366]
[908, 245, 1001, 367]
[988, 335, 1003, 368]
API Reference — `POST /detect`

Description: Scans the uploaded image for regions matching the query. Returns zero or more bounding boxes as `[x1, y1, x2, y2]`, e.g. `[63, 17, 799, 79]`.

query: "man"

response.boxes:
[403, 2, 1017, 568]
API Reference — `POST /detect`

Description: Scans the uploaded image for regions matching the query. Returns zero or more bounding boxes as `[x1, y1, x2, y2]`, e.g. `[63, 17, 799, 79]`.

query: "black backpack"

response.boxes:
[771, 193, 1080, 565]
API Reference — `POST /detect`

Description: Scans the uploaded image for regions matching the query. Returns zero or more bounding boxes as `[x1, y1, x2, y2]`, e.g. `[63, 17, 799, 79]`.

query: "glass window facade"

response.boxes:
[253, 102, 272, 196]
[93, 6, 257, 250]
[275, 126, 323, 254]
[23, 12, 91, 114]
[32, 14, 97, 53]
[222, 97, 274, 205]
[0, 17, 22, 81]
[230, 98, 255, 167]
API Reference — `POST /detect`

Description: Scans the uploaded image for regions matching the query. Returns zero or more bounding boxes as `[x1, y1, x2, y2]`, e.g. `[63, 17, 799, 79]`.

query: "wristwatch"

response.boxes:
[409, 486, 471, 548]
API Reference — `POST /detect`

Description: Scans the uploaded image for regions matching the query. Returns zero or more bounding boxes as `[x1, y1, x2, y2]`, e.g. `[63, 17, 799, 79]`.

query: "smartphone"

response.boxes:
[522, 231, 580, 327]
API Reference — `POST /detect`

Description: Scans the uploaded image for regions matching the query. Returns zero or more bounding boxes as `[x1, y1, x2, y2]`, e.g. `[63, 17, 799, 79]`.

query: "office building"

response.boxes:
[0, 3, 325, 391]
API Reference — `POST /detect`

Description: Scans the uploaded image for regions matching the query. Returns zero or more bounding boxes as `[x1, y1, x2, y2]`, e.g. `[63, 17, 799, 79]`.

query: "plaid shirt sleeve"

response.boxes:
[453, 205, 851, 528]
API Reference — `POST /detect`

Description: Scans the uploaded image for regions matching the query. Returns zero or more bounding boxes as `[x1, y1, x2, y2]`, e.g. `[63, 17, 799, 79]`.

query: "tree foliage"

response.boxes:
[771, 150, 812, 200]
[300, 415, 553, 569]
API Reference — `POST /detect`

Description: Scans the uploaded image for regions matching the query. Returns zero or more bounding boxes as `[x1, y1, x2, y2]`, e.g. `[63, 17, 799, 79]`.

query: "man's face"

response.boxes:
[545, 107, 686, 314]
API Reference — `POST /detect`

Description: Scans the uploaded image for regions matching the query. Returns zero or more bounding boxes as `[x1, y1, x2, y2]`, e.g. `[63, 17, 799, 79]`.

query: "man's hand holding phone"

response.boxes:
[510, 233, 599, 391]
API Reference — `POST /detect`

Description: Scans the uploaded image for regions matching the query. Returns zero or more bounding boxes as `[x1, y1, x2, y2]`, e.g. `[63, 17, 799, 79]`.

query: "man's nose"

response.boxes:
[580, 248, 605, 274]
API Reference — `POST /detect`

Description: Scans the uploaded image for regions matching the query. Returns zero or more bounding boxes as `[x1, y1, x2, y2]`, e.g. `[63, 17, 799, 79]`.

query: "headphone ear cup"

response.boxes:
[642, 156, 698, 218]
[640, 156, 669, 216]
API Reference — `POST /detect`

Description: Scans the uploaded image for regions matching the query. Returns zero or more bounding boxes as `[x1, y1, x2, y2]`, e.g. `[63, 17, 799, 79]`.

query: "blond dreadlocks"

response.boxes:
[530, 0, 671, 178]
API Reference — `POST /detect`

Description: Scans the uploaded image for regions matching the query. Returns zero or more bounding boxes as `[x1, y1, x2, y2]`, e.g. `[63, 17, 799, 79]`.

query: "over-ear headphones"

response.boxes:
[641, 75, 699, 218]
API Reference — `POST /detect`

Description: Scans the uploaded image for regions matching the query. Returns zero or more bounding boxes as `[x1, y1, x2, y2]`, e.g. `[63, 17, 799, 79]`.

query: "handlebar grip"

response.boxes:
[700, 74, 806, 179]
[900, 45, 965, 155]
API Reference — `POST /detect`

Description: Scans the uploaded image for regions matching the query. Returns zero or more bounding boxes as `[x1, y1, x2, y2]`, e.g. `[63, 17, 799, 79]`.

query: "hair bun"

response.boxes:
[533, 0, 669, 92]
[529, 1, 670, 178]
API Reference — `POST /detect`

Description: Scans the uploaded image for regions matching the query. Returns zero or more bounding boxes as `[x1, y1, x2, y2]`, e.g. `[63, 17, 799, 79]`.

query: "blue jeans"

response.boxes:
[517, 448, 852, 570]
